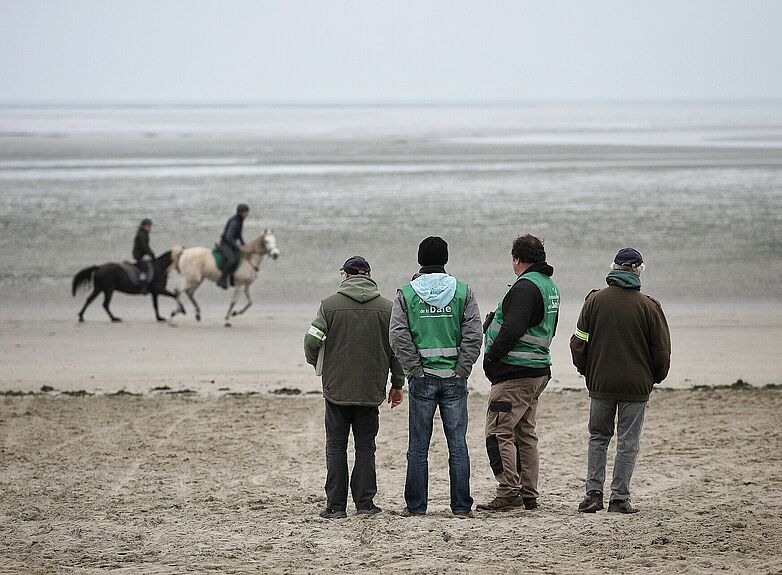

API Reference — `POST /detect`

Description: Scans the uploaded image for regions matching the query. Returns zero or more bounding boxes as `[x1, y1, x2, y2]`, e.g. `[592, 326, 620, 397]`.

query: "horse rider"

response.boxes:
[133, 218, 155, 293]
[217, 203, 250, 289]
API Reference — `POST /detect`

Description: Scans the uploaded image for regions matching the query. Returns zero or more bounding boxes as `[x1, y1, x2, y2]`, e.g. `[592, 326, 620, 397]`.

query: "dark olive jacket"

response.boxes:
[570, 275, 671, 402]
[304, 276, 404, 406]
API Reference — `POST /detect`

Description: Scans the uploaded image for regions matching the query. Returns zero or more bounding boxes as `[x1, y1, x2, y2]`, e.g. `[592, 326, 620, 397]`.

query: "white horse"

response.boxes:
[171, 229, 280, 326]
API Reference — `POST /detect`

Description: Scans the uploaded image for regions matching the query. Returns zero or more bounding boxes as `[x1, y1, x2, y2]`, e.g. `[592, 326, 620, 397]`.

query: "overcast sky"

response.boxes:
[1, 0, 780, 104]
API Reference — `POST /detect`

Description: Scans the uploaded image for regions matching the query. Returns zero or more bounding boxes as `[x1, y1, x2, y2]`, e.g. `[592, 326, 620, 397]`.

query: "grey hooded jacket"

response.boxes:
[389, 268, 482, 380]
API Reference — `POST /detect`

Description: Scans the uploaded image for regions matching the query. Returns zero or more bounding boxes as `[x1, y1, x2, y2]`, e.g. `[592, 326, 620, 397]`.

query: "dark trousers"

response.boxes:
[324, 400, 379, 512]
[219, 240, 239, 273]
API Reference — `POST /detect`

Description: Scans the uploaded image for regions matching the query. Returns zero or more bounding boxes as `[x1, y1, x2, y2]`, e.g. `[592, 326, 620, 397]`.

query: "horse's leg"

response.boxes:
[78, 288, 100, 322]
[103, 289, 121, 322]
[224, 285, 241, 326]
[151, 293, 165, 321]
[186, 285, 202, 322]
[161, 288, 186, 317]
[232, 284, 253, 317]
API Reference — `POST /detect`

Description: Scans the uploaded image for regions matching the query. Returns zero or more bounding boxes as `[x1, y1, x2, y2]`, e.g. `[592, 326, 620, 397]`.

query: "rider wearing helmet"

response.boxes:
[133, 218, 155, 293]
[217, 204, 250, 289]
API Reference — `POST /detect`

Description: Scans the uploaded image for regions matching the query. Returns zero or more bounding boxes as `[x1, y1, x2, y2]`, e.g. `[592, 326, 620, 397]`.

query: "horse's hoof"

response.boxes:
[196, 315, 201, 322]
[157, 317, 166, 322]
[224, 322, 232, 328]
[112, 318, 122, 323]
[78, 316, 84, 323]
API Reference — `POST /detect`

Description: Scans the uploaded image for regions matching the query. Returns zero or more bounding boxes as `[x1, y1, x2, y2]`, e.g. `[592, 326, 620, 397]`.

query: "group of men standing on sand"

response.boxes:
[304, 234, 671, 519]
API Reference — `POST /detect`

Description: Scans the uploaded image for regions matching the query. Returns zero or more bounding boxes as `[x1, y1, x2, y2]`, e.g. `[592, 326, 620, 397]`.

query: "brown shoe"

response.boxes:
[476, 496, 525, 511]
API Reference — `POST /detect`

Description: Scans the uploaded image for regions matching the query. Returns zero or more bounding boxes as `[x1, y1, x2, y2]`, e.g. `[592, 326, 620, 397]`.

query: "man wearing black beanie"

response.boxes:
[389, 236, 482, 517]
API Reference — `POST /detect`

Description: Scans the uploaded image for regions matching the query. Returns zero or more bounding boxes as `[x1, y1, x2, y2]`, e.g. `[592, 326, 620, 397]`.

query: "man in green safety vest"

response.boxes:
[478, 234, 559, 512]
[389, 236, 482, 518]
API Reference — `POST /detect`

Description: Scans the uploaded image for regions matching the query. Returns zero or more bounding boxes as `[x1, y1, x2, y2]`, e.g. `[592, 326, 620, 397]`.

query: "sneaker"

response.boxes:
[476, 496, 525, 511]
[356, 504, 382, 516]
[578, 491, 604, 513]
[453, 510, 474, 519]
[319, 508, 347, 519]
[400, 508, 426, 517]
[522, 497, 538, 510]
[608, 499, 639, 514]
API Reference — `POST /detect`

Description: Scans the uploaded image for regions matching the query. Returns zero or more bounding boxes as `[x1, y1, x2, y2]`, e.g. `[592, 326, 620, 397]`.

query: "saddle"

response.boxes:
[120, 261, 155, 287]
[212, 246, 242, 274]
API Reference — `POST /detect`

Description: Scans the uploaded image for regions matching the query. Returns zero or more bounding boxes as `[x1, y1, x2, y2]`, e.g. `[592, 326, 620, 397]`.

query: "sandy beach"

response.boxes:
[1, 388, 780, 574]
[1, 104, 781, 573]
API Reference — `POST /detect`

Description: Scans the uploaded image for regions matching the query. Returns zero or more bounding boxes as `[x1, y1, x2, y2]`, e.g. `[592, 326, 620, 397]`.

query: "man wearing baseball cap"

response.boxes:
[571, 247, 671, 514]
[304, 256, 404, 519]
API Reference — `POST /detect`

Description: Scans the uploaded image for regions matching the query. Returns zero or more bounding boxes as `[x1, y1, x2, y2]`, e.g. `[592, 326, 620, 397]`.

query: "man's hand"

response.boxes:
[388, 388, 404, 409]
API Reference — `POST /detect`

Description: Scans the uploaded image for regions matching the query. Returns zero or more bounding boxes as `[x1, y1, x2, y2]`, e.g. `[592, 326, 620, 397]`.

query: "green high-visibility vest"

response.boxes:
[401, 280, 468, 378]
[484, 271, 559, 368]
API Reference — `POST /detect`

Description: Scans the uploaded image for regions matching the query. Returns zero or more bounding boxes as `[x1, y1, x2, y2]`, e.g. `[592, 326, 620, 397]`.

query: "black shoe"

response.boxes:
[578, 491, 604, 513]
[522, 497, 538, 510]
[319, 508, 347, 519]
[608, 499, 639, 514]
[216, 275, 228, 289]
[400, 508, 426, 517]
[453, 510, 474, 519]
[356, 504, 382, 516]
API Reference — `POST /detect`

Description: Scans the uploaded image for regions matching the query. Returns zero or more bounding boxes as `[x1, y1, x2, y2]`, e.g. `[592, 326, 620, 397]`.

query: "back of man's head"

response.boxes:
[512, 234, 546, 264]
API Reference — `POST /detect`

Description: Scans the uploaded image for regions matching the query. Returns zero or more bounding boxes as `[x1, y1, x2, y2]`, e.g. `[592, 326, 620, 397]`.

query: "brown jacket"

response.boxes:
[570, 281, 671, 402]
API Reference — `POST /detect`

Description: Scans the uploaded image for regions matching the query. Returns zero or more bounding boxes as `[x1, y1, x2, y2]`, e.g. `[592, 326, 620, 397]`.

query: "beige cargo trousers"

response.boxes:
[484, 375, 549, 498]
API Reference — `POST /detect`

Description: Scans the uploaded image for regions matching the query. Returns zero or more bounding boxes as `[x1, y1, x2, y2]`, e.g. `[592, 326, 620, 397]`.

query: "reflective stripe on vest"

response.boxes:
[402, 280, 468, 378]
[486, 321, 552, 347]
[484, 271, 559, 368]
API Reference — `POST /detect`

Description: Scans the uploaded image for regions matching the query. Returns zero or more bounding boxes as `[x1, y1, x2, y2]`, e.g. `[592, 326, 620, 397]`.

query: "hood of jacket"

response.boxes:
[410, 273, 457, 309]
[606, 269, 642, 290]
[337, 275, 381, 303]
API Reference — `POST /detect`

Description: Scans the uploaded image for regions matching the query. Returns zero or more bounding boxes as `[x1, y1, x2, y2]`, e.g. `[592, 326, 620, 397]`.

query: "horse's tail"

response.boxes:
[72, 265, 98, 296]
[167, 245, 185, 274]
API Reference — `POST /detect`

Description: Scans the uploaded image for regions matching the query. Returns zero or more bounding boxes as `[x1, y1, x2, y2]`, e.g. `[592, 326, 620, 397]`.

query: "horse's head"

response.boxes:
[262, 228, 280, 260]
[248, 229, 280, 260]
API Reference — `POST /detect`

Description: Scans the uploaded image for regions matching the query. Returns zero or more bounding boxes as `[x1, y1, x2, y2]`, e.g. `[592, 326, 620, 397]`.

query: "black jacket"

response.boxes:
[221, 215, 245, 248]
[483, 262, 558, 385]
[133, 229, 155, 262]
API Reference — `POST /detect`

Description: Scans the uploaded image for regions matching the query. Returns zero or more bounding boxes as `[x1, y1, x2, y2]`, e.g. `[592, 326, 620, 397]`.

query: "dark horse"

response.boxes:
[72, 248, 185, 322]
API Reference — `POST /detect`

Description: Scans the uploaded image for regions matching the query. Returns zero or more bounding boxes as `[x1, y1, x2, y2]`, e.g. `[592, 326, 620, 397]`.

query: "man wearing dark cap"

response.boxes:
[571, 247, 671, 514]
[132, 218, 155, 293]
[304, 256, 405, 519]
[389, 236, 482, 517]
[217, 203, 250, 289]
[479, 234, 559, 512]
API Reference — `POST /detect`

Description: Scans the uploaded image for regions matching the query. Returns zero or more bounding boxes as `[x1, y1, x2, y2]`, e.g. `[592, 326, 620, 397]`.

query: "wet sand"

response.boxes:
[1, 301, 781, 396]
[1, 389, 780, 574]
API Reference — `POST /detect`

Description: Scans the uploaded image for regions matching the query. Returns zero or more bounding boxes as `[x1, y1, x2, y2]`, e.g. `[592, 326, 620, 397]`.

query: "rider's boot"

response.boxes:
[217, 272, 228, 289]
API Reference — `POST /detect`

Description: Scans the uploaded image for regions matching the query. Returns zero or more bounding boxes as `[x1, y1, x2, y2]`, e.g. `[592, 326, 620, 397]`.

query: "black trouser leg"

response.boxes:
[324, 400, 351, 511]
[350, 406, 379, 510]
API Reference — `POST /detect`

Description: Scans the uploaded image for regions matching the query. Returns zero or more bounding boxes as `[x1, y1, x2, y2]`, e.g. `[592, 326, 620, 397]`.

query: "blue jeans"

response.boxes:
[405, 376, 473, 514]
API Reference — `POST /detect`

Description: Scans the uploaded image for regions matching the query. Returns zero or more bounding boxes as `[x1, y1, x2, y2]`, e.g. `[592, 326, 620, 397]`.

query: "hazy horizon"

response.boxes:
[2, 1, 780, 104]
